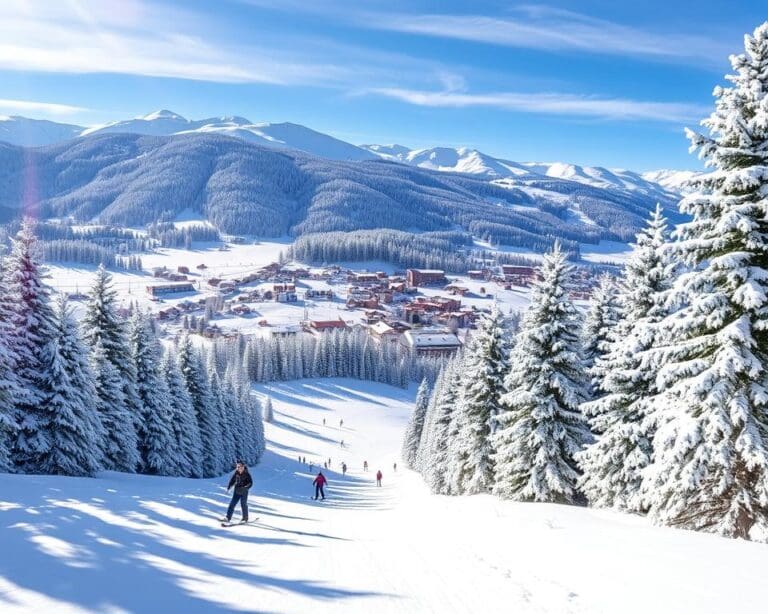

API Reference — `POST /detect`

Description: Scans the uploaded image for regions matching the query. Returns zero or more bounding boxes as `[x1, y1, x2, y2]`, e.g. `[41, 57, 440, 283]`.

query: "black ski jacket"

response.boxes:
[228, 470, 253, 495]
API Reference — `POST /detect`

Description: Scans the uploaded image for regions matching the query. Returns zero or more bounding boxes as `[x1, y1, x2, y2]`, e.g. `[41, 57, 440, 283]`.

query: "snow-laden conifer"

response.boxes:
[130, 311, 177, 475]
[401, 378, 430, 469]
[38, 296, 103, 476]
[6, 221, 57, 472]
[581, 274, 620, 379]
[641, 24, 768, 539]
[577, 205, 673, 511]
[91, 339, 139, 472]
[263, 396, 275, 423]
[161, 351, 203, 477]
[493, 243, 591, 503]
[0, 257, 21, 472]
[178, 335, 223, 476]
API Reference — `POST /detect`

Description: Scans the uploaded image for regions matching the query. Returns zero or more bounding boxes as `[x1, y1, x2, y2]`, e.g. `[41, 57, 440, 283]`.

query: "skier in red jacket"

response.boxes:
[313, 472, 327, 500]
[376, 470, 383, 487]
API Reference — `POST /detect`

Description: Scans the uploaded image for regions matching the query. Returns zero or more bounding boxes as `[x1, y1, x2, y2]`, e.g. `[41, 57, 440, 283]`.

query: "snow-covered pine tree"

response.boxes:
[263, 396, 275, 423]
[581, 274, 620, 379]
[91, 339, 139, 472]
[0, 256, 21, 472]
[641, 23, 768, 539]
[422, 357, 463, 494]
[207, 359, 234, 469]
[178, 335, 223, 476]
[82, 264, 143, 451]
[401, 378, 430, 469]
[38, 296, 103, 476]
[493, 243, 591, 503]
[414, 364, 447, 474]
[161, 351, 203, 477]
[577, 205, 674, 511]
[130, 311, 177, 475]
[449, 303, 510, 495]
[5, 220, 58, 472]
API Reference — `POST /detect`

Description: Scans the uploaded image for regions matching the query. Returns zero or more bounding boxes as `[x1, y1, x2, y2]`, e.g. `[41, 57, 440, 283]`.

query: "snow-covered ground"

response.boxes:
[1, 378, 766, 613]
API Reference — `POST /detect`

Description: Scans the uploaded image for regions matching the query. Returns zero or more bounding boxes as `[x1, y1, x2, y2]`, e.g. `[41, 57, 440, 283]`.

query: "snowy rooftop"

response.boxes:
[403, 329, 461, 348]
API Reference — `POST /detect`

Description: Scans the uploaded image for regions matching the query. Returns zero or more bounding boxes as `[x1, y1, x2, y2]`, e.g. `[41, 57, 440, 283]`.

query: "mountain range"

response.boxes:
[0, 110, 695, 255]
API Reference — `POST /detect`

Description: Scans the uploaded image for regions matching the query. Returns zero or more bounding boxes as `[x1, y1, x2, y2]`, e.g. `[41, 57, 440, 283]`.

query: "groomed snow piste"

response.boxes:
[1, 378, 766, 613]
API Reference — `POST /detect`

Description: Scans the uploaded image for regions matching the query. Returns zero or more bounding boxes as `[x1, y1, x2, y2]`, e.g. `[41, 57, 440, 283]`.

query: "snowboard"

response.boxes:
[220, 518, 259, 527]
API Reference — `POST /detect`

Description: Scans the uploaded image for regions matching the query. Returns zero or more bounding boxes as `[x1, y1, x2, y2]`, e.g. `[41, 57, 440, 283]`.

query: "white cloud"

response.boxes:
[363, 88, 708, 123]
[0, 98, 86, 116]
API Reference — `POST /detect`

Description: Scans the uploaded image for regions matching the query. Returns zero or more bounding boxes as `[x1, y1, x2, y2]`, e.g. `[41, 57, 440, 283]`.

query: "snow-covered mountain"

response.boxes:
[641, 169, 700, 193]
[81, 110, 377, 161]
[361, 144, 692, 201]
[0, 116, 84, 147]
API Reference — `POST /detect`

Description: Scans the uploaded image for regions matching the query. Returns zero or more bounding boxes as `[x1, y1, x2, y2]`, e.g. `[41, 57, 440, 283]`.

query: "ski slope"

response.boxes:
[1, 378, 767, 613]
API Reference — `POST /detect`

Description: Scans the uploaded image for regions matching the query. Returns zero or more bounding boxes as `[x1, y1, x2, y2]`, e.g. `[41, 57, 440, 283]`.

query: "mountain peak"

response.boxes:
[142, 109, 187, 121]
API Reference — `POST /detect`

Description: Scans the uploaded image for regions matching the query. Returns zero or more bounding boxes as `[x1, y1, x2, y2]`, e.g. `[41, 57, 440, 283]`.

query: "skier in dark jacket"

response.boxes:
[376, 470, 382, 487]
[313, 472, 327, 500]
[222, 462, 252, 523]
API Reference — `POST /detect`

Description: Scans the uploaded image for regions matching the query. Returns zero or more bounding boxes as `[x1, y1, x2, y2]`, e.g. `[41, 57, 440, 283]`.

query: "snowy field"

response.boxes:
[1, 378, 766, 614]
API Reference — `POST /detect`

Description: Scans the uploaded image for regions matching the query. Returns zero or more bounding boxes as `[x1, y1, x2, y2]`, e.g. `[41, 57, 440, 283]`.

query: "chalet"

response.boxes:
[347, 296, 379, 309]
[401, 329, 462, 355]
[230, 304, 251, 315]
[157, 306, 181, 320]
[350, 272, 380, 284]
[306, 319, 349, 335]
[166, 273, 188, 282]
[468, 270, 486, 280]
[406, 269, 447, 288]
[177, 266, 190, 275]
[196, 263, 208, 270]
[146, 282, 195, 297]
[152, 266, 167, 278]
[501, 265, 538, 286]
[369, 321, 400, 343]
[273, 283, 296, 293]
[207, 278, 222, 287]
[270, 324, 302, 336]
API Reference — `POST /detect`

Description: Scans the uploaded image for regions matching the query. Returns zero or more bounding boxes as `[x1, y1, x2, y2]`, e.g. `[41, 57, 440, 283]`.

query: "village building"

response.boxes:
[401, 329, 462, 355]
[146, 282, 195, 297]
[406, 269, 447, 288]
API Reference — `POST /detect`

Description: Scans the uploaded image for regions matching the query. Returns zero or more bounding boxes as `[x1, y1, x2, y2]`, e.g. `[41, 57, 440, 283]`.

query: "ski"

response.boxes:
[220, 518, 259, 527]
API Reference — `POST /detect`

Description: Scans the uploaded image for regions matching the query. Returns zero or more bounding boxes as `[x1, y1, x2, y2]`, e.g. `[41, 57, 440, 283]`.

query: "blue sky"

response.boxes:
[0, 0, 764, 170]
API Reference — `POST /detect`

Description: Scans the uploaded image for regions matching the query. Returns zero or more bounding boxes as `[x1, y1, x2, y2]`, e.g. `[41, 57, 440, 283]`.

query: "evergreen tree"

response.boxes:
[263, 396, 275, 423]
[6, 221, 57, 472]
[581, 274, 620, 378]
[161, 351, 203, 477]
[178, 335, 223, 476]
[0, 257, 21, 472]
[449, 304, 510, 494]
[401, 378, 430, 469]
[38, 296, 103, 476]
[130, 311, 176, 475]
[577, 205, 674, 511]
[493, 243, 591, 503]
[641, 24, 768, 539]
[422, 358, 462, 494]
[91, 340, 139, 472]
[82, 265, 143, 447]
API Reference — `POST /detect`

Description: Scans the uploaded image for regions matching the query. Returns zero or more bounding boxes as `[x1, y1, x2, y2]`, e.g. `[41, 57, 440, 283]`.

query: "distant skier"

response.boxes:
[339, 418, 344, 428]
[342, 462, 347, 475]
[313, 472, 328, 500]
[323, 461, 327, 470]
[393, 462, 397, 472]
[340, 439, 344, 448]
[363, 460, 368, 472]
[323, 418, 326, 426]
[376, 470, 382, 487]
[328, 457, 331, 466]
[222, 461, 252, 523]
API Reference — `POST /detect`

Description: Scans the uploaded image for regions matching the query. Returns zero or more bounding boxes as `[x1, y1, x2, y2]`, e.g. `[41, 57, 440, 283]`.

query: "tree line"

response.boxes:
[0, 224, 265, 478]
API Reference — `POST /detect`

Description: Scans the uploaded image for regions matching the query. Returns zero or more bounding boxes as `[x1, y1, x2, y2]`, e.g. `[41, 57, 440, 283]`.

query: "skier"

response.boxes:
[363, 460, 368, 472]
[222, 462, 252, 524]
[323, 418, 326, 426]
[313, 471, 328, 500]
[328, 457, 331, 467]
[376, 470, 382, 487]
[342, 462, 347, 476]
[340, 418, 344, 428]
[340, 439, 344, 448]
[393, 462, 397, 472]
[323, 461, 327, 470]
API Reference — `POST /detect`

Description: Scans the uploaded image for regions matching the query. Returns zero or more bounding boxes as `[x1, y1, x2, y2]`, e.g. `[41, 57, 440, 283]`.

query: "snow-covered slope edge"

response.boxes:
[0, 377, 764, 614]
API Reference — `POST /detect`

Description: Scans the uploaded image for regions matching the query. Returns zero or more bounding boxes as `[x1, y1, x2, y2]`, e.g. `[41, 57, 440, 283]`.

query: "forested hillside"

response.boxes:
[0, 133, 679, 251]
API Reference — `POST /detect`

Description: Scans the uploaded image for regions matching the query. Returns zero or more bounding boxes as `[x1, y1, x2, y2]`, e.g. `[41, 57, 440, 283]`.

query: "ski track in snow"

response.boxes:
[1, 377, 768, 613]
